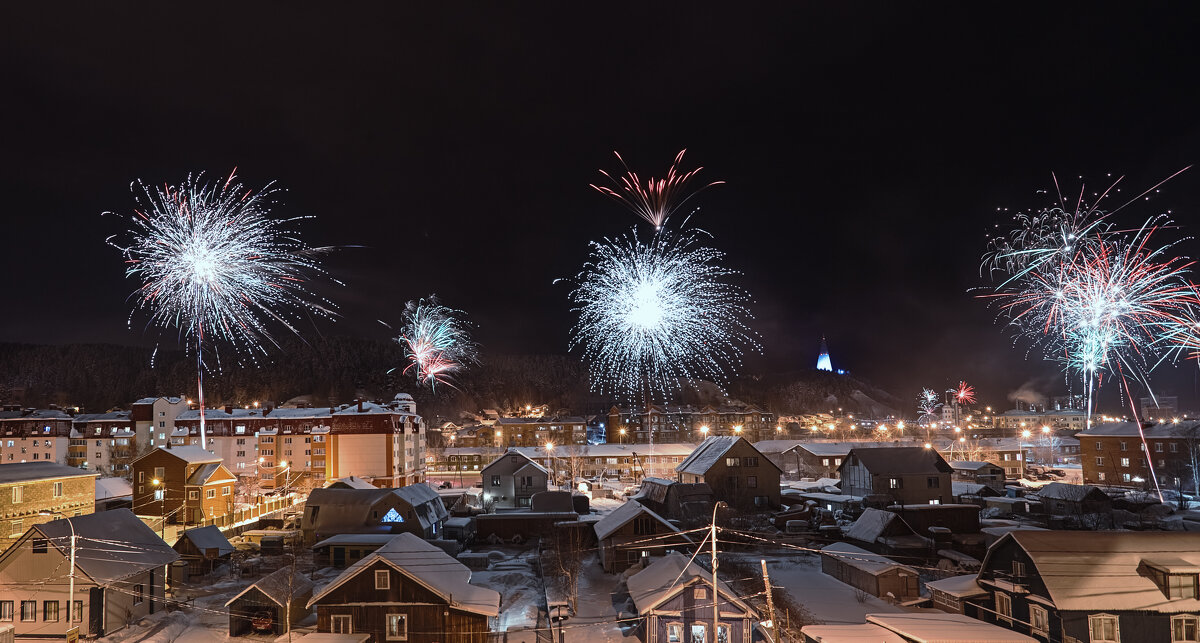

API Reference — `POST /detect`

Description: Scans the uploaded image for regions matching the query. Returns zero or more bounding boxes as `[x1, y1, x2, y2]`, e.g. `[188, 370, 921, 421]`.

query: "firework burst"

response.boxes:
[393, 296, 478, 390]
[108, 169, 338, 447]
[954, 381, 976, 405]
[917, 388, 942, 426]
[590, 149, 724, 230]
[565, 227, 758, 403]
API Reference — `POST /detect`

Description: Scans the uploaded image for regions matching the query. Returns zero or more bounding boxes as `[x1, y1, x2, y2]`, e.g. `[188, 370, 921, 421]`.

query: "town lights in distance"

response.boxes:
[590, 149, 724, 230]
[108, 169, 338, 447]
[393, 296, 478, 391]
[565, 227, 759, 403]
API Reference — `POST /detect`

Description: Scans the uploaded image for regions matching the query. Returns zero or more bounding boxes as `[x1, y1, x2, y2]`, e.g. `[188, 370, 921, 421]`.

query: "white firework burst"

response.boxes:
[566, 227, 759, 403]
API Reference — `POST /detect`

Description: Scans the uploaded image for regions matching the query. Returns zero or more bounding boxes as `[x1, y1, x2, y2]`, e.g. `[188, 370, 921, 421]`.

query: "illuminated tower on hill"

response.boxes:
[816, 336, 832, 372]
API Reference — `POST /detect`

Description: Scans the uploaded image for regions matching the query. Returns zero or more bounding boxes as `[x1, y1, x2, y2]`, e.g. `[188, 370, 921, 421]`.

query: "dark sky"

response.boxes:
[4, 4, 1200, 411]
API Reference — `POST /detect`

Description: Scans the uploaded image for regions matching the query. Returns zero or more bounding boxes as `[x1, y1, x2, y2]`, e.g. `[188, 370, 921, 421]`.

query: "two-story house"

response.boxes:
[675, 436, 781, 510]
[976, 530, 1199, 643]
[627, 552, 758, 643]
[838, 446, 953, 506]
[130, 446, 237, 526]
[479, 450, 548, 509]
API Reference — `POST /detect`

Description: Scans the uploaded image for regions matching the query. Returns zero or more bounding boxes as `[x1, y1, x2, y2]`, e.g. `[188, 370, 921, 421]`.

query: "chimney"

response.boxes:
[224, 405, 233, 415]
[357, 399, 364, 413]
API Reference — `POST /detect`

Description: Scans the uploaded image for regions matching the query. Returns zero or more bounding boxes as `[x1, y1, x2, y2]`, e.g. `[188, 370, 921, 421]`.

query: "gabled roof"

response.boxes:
[986, 531, 1200, 613]
[866, 613, 1036, 642]
[841, 446, 952, 475]
[186, 462, 235, 485]
[845, 508, 918, 544]
[29, 509, 178, 584]
[225, 566, 314, 607]
[1033, 482, 1106, 502]
[95, 476, 133, 500]
[925, 574, 987, 598]
[393, 484, 450, 531]
[676, 436, 779, 475]
[1079, 420, 1200, 438]
[627, 552, 755, 617]
[176, 526, 234, 557]
[0, 462, 97, 485]
[304, 487, 399, 532]
[135, 445, 221, 466]
[326, 476, 377, 490]
[481, 450, 548, 476]
[308, 533, 500, 616]
[949, 460, 1001, 471]
[820, 542, 917, 576]
[790, 442, 875, 457]
[593, 500, 689, 542]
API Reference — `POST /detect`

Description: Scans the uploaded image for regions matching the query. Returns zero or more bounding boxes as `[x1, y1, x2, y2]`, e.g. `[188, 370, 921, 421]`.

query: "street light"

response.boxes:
[619, 428, 627, 444]
[544, 442, 556, 487]
[38, 510, 76, 636]
[733, 425, 743, 435]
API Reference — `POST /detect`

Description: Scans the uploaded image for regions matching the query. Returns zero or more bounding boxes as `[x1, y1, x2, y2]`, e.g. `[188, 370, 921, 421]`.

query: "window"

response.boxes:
[747, 475, 757, 488]
[835, 458, 842, 465]
[694, 587, 708, 600]
[43, 600, 58, 622]
[1089, 614, 1119, 643]
[32, 538, 47, 554]
[1011, 560, 1026, 577]
[154, 466, 164, 480]
[206, 489, 215, 499]
[134, 584, 144, 604]
[236, 451, 245, 457]
[1173, 615, 1199, 642]
[11, 487, 22, 504]
[1167, 574, 1199, 599]
[1098, 472, 1106, 481]
[222, 486, 230, 496]
[1096, 456, 1105, 466]
[1171, 442, 1179, 453]
[717, 624, 730, 643]
[1031, 605, 1048, 636]
[690, 624, 707, 643]
[744, 457, 758, 467]
[888, 477, 902, 489]
[1120, 441, 1127, 451]
[73, 600, 83, 623]
[822, 458, 830, 466]
[1123, 473, 1132, 482]
[927, 476, 940, 488]
[52, 481, 64, 497]
[375, 569, 390, 589]
[724, 457, 740, 467]
[1156, 442, 1164, 452]
[189, 490, 199, 500]
[10, 521, 22, 537]
[1120, 457, 1130, 468]
[138, 471, 145, 483]
[995, 592, 1011, 623]
[0, 600, 11, 621]
[20, 601, 35, 622]
[331, 614, 352, 634]
[386, 613, 408, 640]
[667, 622, 683, 643]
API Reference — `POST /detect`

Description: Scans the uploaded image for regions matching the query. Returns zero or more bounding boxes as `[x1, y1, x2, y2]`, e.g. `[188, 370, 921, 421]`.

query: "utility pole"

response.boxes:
[711, 503, 720, 643]
[761, 559, 778, 643]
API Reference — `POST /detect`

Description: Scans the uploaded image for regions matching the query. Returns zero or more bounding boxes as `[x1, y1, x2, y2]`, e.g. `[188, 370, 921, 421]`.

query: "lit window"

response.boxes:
[386, 613, 407, 640]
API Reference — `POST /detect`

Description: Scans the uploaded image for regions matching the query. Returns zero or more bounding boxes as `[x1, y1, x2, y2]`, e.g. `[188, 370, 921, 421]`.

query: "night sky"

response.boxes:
[4, 5, 1200, 411]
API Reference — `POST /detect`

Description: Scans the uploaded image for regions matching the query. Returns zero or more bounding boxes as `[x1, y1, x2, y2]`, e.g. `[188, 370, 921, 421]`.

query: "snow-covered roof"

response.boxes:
[627, 552, 754, 616]
[792, 441, 874, 457]
[987, 531, 1200, 613]
[866, 612, 1037, 642]
[481, 450, 549, 476]
[785, 478, 843, 491]
[186, 462, 232, 485]
[593, 500, 686, 541]
[510, 443, 696, 459]
[749, 439, 805, 454]
[0, 409, 73, 420]
[72, 411, 132, 423]
[951, 481, 991, 497]
[843, 447, 953, 475]
[30, 509, 178, 584]
[801, 623, 906, 642]
[925, 574, 986, 598]
[95, 477, 133, 500]
[949, 460, 1000, 471]
[149, 445, 221, 464]
[1079, 420, 1200, 437]
[308, 533, 500, 616]
[177, 525, 234, 557]
[325, 476, 377, 490]
[225, 566, 314, 607]
[312, 533, 398, 549]
[820, 542, 916, 576]
[845, 508, 914, 544]
[676, 436, 741, 475]
[1032, 482, 1104, 502]
[393, 484, 450, 531]
[0, 462, 96, 485]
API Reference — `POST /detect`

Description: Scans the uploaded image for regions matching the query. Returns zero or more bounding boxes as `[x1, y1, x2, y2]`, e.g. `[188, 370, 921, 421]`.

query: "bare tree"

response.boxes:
[1182, 424, 1200, 503]
[561, 445, 589, 486]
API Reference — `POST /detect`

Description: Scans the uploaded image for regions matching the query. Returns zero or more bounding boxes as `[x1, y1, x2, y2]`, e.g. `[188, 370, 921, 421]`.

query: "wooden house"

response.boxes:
[628, 552, 758, 643]
[820, 542, 920, 601]
[949, 461, 1007, 491]
[593, 500, 693, 573]
[926, 574, 987, 615]
[307, 533, 500, 643]
[312, 534, 397, 568]
[675, 436, 781, 510]
[479, 450, 548, 509]
[977, 530, 1200, 643]
[1033, 482, 1112, 515]
[173, 525, 234, 577]
[0, 509, 177, 638]
[838, 447, 953, 506]
[226, 566, 314, 636]
[633, 477, 714, 528]
[302, 485, 449, 546]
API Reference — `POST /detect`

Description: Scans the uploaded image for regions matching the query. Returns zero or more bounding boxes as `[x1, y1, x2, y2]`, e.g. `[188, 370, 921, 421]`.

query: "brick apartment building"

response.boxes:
[1078, 421, 1200, 490]
[0, 462, 96, 552]
[608, 403, 777, 444]
[488, 416, 587, 447]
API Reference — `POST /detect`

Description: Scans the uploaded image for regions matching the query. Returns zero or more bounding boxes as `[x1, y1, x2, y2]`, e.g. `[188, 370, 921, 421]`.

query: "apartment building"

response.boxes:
[608, 404, 777, 444]
[0, 408, 73, 466]
[487, 416, 587, 447]
[69, 411, 136, 476]
[0, 462, 96, 552]
[131, 395, 189, 449]
[1078, 420, 1200, 490]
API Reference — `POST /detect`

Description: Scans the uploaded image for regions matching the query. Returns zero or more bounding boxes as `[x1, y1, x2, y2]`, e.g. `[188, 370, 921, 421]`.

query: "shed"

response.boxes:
[1032, 482, 1111, 515]
[926, 574, 988, 614]
[844, 508, 929, 549]
[819, 542, 920, 601]
[312, 534, 397, 568]
[173, 525, 235, 576]
[593, 500, 693, 573]
[226, 566, 315, 636]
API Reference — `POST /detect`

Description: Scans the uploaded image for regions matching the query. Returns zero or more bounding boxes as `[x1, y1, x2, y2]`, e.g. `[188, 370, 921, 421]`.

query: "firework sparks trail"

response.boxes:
[954, 381, 977, 405]
[108, 170, 339, 448]
[917, 388, 943, 426]
[564, 227, 759, 405]
[590, 150, 724, 230]
[981, 170, 1200, 502]
[392, 296, 478, 391]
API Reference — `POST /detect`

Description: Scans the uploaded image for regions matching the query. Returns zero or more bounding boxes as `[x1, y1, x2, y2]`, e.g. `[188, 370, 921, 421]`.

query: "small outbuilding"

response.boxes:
[1033, 482, 1112, 515]
[226, 566, 315, 636]
[819, 542, 920, 601]
[173, 525, 235, 577]
[593, 501, 693, 573]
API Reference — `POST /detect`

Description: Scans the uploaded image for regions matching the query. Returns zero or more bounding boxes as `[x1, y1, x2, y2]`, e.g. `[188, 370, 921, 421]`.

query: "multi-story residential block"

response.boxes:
[131, 395, 188, 449]
[486, 416, 587, 447]
[977, 530, 1200, 643]
[1078, 421, 1200, 491]
[0, 462, 96, 552]
[0, 408, 73, 466]
[130, 446, 238, 525]
[428, 444, 697, 482]
[608, 404, 777, 444]
[675, 436, 781, 510]
[69, 411, 137, 476]
[838, 446, 953, 506]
